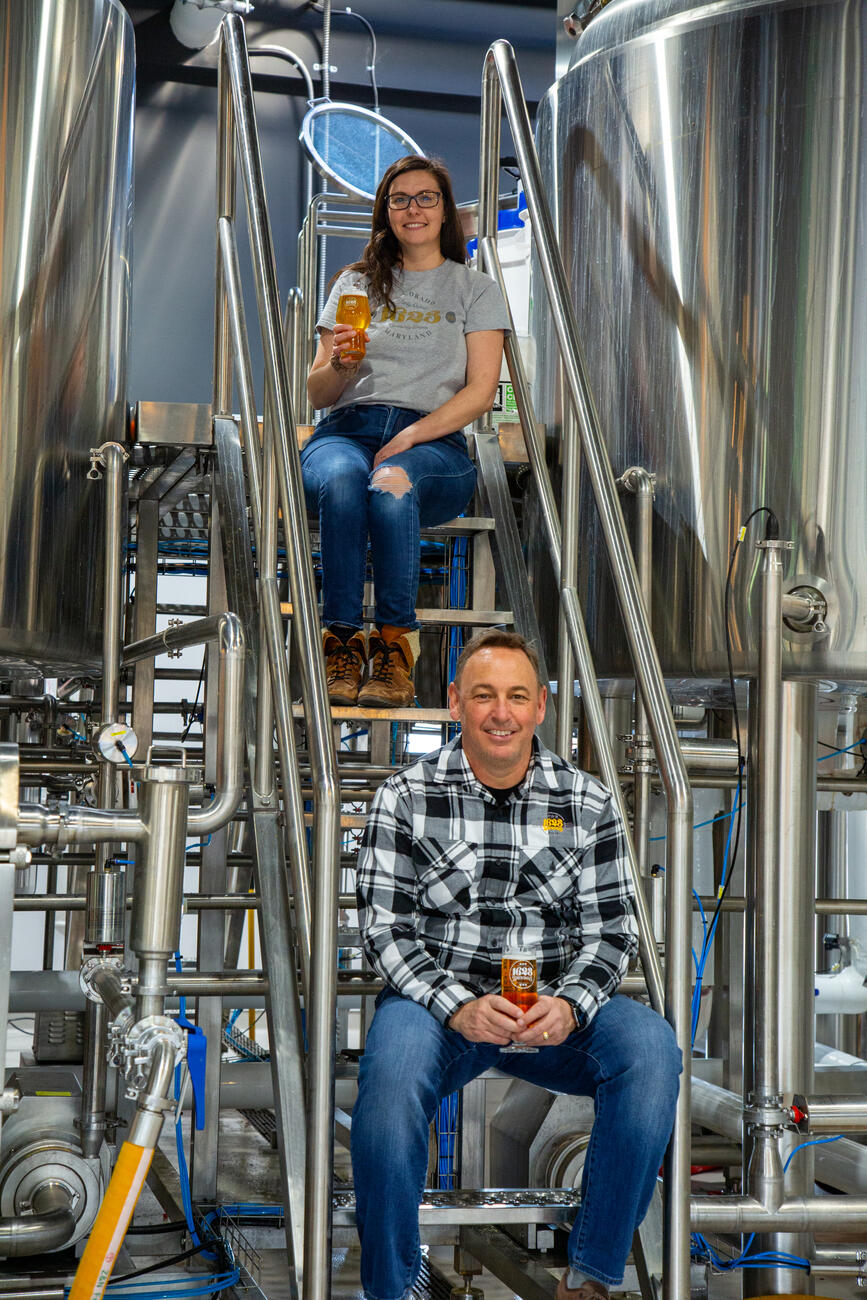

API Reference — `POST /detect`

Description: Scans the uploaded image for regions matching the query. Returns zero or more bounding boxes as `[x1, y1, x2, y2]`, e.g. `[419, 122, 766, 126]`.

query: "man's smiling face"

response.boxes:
[448, 646, 547, 787]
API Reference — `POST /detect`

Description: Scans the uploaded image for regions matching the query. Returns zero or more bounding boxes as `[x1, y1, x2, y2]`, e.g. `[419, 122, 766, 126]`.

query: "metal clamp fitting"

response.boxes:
[113, 1015, 185, 1096]
[87, 442, 129, 481]
[79, 953, 125, 1004]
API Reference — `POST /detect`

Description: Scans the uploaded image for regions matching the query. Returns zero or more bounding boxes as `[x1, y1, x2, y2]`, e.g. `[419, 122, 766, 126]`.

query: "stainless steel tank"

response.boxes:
[533, 0, 867, 686]
[0, 0, 134, 674]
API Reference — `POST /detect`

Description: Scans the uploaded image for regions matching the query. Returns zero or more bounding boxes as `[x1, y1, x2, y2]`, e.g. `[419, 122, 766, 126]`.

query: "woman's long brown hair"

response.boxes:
[343, 156, 467, 313]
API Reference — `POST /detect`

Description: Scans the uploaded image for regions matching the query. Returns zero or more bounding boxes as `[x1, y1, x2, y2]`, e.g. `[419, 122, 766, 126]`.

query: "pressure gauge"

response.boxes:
[93, 723, 139, 767]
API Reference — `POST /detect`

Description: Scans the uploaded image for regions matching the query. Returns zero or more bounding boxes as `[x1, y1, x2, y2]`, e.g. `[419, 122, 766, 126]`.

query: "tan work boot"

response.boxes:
[358, 626, 420, 708]
[322, 627, 366, 706]
[555, 1274, 610, 1300]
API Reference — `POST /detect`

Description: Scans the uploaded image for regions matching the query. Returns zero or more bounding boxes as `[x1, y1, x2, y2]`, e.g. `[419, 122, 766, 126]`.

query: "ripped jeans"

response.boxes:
[300, 404, 477, 631]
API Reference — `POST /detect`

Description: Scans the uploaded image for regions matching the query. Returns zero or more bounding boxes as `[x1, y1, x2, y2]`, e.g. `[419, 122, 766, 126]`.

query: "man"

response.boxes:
[353, 630, 681, 1300]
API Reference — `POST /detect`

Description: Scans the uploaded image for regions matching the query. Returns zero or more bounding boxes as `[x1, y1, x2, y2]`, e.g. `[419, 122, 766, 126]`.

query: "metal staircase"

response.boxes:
[122, 15, 699, 1300]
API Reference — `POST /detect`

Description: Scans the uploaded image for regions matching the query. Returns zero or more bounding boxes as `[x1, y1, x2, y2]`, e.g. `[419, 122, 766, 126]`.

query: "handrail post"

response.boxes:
[218, 19, 342, 1300]
[480, 40, 693, 1299]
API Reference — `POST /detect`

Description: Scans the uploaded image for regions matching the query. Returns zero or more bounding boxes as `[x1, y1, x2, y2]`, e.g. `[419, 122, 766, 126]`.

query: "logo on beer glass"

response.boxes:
[508, 961, 535, 990]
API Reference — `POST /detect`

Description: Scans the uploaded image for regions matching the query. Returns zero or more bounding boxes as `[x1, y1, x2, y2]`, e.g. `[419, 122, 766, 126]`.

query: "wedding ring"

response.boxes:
[542, 1031, 549, 1041]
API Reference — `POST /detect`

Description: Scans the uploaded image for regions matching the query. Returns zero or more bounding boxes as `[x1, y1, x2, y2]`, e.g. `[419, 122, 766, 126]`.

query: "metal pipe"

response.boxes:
[619, 468, 656, 926]
[80, 1001, 108, 1158]
[691, 1195, 867, 1233]
[16, 802, 146, 846]
[699, 897, 867, 915]
[746, 541, 786, 1104]
[99, 444, 126, 736]
[690, 772, 867, 793]
[96, 442, 126, 873]
[220, 20, 342, 1295]
[89, 964, 134, 1022]
[132, 769, 192, 1020]
[81, 868, 126, 1157]
[813, 1245, 867, 1264]
[679, 739, 740, 771]
[169, 973, 268, 996]
[480, 47, 695, 1287]
[804, 1099, 867, 1133]
[764, 682, 818, 1291]
[743, 542, 797, 1293]
[14, 892, 360, 911]
[0, 1183, 76, 1258]
[122, 613, 245, 835]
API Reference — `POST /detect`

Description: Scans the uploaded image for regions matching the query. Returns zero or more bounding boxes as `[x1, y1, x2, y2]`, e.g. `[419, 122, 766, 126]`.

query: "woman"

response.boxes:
[303, 155, 509, 708]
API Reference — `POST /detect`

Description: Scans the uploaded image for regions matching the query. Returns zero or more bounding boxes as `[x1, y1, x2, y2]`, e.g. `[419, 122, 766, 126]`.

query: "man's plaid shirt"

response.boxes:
[357, 736, 638, 1028]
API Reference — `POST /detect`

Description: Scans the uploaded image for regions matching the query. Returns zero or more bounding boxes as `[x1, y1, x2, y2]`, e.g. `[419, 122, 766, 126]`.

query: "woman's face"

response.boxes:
[385, 169, 445, 256]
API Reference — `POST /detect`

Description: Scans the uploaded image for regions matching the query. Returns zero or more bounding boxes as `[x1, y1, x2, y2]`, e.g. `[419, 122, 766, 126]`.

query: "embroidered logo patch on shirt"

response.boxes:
[543, 816, 564, 832]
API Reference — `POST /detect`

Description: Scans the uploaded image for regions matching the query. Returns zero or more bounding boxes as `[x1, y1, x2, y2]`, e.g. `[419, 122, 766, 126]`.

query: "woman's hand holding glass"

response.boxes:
[330, 321, 369, 371]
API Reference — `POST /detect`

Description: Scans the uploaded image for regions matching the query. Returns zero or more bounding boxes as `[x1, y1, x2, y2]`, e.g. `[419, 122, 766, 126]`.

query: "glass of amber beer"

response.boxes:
[335, 288, 370, 362]
[500, 946, 538, 1053]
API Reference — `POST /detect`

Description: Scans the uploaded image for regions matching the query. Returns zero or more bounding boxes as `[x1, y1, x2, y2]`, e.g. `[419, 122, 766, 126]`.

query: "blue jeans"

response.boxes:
[300, 404, 477, 630]
[351, 992, 681, 1299]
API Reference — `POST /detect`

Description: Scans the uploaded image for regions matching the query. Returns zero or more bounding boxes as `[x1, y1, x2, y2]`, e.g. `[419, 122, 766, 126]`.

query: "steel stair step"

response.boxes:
[331, 1187, 581, 1227]
[282, 604, 512, 625]
[292, 703, 451, 723]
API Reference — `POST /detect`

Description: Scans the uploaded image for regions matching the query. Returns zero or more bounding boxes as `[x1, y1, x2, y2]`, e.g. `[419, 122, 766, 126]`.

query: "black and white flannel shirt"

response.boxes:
[357, 736, 638, 1028]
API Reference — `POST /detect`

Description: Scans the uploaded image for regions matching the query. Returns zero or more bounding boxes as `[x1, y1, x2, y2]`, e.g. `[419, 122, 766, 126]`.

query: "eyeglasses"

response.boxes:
[386, 190, 442, 210]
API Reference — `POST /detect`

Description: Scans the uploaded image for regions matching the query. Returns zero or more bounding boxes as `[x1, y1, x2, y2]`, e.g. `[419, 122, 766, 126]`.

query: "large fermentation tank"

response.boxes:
[0, 0, 134, 674]
[533, 0, 867, 685]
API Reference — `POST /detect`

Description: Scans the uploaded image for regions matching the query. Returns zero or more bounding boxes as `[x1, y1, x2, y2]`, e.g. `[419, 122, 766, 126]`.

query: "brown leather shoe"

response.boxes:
[357, 626, 420, 708]
[555, 1274, 610, 1300]
[322, 628, 366, 706]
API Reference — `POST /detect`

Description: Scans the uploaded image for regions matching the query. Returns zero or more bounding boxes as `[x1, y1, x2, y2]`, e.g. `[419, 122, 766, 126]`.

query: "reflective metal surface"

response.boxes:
[0, 0, 134, 672]
[535, 0, 867, 683]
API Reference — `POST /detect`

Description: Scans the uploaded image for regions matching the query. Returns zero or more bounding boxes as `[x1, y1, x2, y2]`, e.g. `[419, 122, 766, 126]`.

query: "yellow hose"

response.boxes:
[68, 1141, 154, 1300]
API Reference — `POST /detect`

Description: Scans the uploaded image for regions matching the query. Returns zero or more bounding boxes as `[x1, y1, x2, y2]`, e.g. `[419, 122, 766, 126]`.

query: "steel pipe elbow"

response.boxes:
[0, 1184, 77, 1258]
[187, 614, 245, 834]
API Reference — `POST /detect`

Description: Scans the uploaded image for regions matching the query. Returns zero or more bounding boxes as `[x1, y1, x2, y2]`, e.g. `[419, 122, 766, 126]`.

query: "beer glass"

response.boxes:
[335, 289, 370, 361]
[500, 946, 538, 1054]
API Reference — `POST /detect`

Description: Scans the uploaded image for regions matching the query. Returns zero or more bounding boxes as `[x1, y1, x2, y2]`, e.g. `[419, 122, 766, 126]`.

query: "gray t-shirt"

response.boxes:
[317, 260, 510, 414]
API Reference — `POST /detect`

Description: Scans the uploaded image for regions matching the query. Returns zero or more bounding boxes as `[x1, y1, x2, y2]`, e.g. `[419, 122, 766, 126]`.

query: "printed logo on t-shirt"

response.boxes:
[375, 286, 459, 342]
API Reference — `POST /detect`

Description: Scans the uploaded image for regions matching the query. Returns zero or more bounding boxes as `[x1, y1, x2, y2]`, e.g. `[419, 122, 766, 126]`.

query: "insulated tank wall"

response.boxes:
[533, 0, 867, 685]
[0, 0, 134, 674]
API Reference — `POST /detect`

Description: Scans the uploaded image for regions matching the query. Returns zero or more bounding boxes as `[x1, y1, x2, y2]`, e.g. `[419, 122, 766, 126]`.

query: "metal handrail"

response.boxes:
[479, 39, 693, 1299]
[294, 191, 373, 423]
[214, 16, 342, 1300]
[217, 218, 313, 996]
[478, 241, 663, 1005]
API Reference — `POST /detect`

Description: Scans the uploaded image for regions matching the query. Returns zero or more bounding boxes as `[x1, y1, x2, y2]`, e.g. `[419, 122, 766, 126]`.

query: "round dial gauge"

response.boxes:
[94, 723, 139, 766]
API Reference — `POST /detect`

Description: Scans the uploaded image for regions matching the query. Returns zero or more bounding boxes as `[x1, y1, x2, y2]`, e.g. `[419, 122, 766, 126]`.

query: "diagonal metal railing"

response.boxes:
[213, 16, 341, 1300]
[477, 38, 694, 1300]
